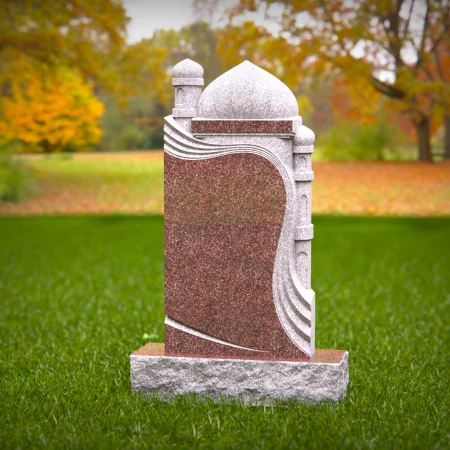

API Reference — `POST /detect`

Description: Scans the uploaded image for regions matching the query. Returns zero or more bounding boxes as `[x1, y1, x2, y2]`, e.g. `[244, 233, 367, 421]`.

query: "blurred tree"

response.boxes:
[215, 20, 300, 87]
[197, 0, 450, 161]
[330, 76, 385, 125]
[328, 75, 435, 144]
[318, 120, 402, 161]
[419, 40, 450, 158]
[115, 124, 146, 150]
[119, 40, 169, 107]
[160, 22, 222, 83]
[196, 20, 314, 122]
[0, 61, 104, 153]
[101, 22, 223, 150]
[149, 21, 223, 95]
[0, 0, 177, 153]
[0, 0, 128, 95]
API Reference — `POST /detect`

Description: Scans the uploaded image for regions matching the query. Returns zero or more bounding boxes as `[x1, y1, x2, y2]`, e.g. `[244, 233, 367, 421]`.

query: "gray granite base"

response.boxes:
[130, 344, 349, 405]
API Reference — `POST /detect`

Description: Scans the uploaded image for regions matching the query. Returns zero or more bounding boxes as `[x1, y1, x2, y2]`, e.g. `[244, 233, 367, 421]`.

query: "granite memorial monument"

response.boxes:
[130, 59, 349, 404]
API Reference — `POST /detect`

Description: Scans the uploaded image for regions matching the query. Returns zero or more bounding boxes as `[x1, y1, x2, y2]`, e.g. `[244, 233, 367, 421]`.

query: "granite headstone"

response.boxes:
[130, 59, 349, 404]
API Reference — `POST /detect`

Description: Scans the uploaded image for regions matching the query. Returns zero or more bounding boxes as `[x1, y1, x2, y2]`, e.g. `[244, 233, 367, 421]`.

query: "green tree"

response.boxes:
[106, 21, 223, 149]
[152, 22, 223, 85]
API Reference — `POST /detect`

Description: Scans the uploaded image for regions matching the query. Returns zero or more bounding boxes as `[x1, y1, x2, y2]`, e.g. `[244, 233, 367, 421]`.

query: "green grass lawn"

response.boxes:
[1, 215, 449, 449]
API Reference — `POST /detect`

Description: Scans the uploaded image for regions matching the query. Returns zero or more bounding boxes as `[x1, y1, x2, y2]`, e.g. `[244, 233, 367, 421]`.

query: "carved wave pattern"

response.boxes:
[164, 116, 315, 357]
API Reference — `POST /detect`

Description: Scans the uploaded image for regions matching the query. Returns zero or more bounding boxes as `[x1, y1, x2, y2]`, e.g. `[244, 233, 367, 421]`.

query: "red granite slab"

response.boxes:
[165, 152, 308, 361]
[191, 119, 293, 134]
[165, 326, 309, 361]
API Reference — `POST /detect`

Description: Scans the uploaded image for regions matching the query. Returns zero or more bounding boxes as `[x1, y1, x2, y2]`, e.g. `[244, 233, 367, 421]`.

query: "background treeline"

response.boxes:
[0, 0, 449, 162]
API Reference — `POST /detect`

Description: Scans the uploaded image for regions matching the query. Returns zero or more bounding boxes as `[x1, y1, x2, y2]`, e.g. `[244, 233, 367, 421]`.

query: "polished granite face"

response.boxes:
[164, 152, 309, 361]
[191, 119, 293, 134]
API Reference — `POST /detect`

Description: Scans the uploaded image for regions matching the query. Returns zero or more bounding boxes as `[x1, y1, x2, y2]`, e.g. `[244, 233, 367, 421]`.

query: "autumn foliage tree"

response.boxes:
[0, 0, 131, 202]
[198, 0, 450, 161]
[0, 0, 129, 96]
[0, 0, 132, 154]
[418, 40, 450, 158]
[0, 62, 104, 153]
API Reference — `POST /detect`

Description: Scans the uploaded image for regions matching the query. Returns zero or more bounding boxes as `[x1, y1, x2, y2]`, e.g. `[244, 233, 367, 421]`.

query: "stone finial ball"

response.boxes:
[294, 125, 315, 146]
[173, 59, 204, 78]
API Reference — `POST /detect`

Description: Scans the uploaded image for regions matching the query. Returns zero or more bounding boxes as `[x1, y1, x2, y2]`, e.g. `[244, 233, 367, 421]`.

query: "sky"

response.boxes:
[122, 0, 273, 43]
[123, 0, 197, 43]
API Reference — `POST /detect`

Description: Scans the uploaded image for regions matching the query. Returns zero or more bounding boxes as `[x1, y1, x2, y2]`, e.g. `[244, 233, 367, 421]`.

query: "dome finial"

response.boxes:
[173, 59, 204, 79]
[197, 61, 299, 120]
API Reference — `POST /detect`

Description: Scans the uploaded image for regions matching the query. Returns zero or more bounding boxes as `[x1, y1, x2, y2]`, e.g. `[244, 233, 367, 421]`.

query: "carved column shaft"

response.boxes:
[293, 128, 315, 291]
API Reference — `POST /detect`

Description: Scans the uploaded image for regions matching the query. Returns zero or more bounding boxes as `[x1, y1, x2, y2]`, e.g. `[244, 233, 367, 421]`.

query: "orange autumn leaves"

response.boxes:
[313, 161, 450, 217]
[0, 153, 448, 217]
[0, 63, 104, 153]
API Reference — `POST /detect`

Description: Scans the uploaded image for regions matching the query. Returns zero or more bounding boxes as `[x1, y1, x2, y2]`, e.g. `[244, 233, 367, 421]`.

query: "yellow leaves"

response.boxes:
[0, 63, 104, 152]
[120, 40, 172, 110]
[296, 95, 313, 120]
[216, 21, 303, 92]
[330, 76, 384, 125]
[0, 0, 128, 96]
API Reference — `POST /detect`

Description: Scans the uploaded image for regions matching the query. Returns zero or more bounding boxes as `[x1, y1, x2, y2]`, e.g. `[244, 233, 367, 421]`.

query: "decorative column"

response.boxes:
[293, 125, 315, 291]
[172, 59, 204, 132]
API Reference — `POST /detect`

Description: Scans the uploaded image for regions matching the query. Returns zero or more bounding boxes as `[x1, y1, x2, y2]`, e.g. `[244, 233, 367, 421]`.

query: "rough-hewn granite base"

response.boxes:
[130, 344, 349, 405]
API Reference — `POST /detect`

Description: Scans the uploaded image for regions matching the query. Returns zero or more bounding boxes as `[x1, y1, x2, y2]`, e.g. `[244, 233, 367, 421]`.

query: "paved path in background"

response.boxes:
[1, 152, 449, 216]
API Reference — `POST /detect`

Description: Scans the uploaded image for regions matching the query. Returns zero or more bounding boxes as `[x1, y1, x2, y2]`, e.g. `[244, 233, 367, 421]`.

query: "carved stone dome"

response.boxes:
[173, 59, 204, 78]
[294, 125, 315, 146]
[197, 61, 298, 119]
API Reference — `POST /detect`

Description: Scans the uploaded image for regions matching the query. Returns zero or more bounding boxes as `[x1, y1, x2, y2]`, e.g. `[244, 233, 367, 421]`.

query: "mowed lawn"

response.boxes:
[0, 152, 449, 216]
[1, 215, 449, 449]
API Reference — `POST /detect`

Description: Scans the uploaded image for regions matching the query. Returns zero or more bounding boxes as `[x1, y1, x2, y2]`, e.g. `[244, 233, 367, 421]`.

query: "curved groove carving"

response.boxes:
[164, 115, 315, 356]
[165, 316, 266, 352]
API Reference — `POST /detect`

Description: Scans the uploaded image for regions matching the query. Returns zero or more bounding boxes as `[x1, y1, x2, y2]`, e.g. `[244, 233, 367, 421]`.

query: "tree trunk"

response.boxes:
[414, 116, 433, 162]
[444, 115, 450, 160]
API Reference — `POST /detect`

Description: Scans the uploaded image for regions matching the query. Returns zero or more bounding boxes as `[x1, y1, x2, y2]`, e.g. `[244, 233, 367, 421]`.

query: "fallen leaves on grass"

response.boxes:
[313, 161, 450, 216]
[0, 153, 449, 216]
